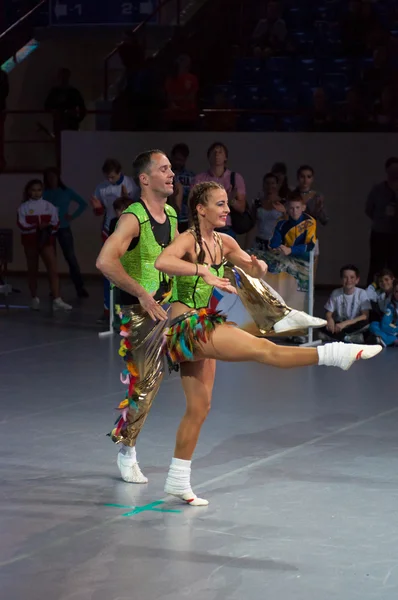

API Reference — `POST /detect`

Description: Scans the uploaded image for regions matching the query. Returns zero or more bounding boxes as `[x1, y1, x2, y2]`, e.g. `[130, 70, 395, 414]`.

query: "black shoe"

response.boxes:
[77, 288, 89, 298]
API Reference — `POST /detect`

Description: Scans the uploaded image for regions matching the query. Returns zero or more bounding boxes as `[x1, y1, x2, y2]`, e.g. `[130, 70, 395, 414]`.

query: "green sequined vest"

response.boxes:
[120, 202, 177, 298]
[171, 230, 224, 309]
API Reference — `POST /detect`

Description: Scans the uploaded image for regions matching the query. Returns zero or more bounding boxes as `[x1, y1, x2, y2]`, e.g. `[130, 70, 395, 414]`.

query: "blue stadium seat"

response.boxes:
[237, 85, 269, 109]
[238, 114, 278, 132]
[232, 58, 263, 84]
[321, 73, 349, 101]
[281, 115, 310, 132]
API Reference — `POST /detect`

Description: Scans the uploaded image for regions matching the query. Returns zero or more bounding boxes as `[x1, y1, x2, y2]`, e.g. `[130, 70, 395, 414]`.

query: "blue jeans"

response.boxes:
[57, 227, 85, 293]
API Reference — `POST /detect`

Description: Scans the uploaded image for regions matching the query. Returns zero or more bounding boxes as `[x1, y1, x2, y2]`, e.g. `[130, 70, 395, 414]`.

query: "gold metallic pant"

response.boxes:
[110, 305, 169, 446]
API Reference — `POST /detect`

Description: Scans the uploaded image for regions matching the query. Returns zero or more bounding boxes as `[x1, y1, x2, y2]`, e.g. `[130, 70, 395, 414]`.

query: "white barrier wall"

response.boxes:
[2, 131, 397, 285]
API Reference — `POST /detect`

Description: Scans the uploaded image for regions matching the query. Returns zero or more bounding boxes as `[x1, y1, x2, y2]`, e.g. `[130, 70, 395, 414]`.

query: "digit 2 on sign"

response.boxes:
[121, 2, 133, 14]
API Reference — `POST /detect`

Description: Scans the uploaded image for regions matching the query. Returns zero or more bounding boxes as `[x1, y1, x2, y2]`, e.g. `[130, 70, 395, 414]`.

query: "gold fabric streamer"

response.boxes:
[224, 265, 291, 334]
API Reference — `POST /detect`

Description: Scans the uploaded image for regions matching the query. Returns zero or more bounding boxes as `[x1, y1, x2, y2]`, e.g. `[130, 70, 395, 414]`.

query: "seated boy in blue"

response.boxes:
[321, 264, 371, 343]
[369, 279, 398, 347]
[269, 195, 316, 259]
[366, 268, 394, 320]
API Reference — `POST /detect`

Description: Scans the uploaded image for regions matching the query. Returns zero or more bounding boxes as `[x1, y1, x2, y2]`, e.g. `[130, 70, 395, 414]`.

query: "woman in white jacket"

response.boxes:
[17, 179, 72, 311]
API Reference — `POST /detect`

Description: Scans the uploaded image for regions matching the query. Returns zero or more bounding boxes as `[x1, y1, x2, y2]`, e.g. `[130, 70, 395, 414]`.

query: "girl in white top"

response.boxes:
[17, 179, 72, 311]
[253, 173, 286, 251]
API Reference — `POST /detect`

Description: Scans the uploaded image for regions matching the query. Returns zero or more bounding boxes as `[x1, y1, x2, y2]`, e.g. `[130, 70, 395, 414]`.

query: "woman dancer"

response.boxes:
[155, 182, 382, 506]
[17, 179, 72, 311]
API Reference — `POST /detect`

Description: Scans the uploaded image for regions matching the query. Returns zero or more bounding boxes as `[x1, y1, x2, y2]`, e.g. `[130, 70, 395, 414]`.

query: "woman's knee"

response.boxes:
[186, 398, 211, 423]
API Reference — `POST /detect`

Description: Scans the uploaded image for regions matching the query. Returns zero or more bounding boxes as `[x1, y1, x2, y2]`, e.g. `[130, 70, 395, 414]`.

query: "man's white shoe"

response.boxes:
[53, 297, 73, 311]
[117, 452, 148, 483]
[31, 297, 40, 311]
[273, 309, 327, 333]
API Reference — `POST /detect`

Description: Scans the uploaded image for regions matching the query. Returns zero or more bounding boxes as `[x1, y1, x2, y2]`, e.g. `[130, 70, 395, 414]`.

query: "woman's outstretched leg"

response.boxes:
[195, 324, 382, 370]
[164, 358, 216, 507]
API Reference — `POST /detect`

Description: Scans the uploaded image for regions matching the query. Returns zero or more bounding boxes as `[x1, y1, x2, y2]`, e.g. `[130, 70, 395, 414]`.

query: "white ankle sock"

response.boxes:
[166, 457, 192, 494]
[165, 457, 208, 506]
[119, 445, 137, 461]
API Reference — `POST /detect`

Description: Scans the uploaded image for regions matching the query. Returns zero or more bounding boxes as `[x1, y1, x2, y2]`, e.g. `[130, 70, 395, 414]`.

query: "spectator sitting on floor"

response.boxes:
[269, 194, 316, 259]
[321, 264, 371, 343]
[369, 279, 398, 347]
[366, 267, 395, 320]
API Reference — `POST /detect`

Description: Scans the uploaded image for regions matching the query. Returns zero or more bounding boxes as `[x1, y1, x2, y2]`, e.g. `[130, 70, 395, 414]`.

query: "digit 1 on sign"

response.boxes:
[74, 4, 82, 15]
[121, 2, 133, 14]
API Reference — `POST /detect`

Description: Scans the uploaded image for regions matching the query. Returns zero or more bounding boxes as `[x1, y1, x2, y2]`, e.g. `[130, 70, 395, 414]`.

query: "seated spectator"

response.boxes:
[251, 0, 287, 57]
[269, 194, 316, 259]
[170, 143, 195, 232]
[321, 264, 371, 343]
[271, 162, 291, 200]
[17, 179, 72, 312]
[341, 0, 365, 56]
[371, 86, 398, 131]
[338, 87, 369, 131]
[369, 279, 398, 347]
[309, 88, 335, 132]
[43, 167, 88, 299]
[192, 141, 248, 238]
[203, 91, 237, 132]
[366, 267, 395, 320]
[295, 165, 328, 226]
[164, 54, 199, 130]
[360, 46, 392, 104]
[44, 68, 86, 131]
[253, 173, 286, 251]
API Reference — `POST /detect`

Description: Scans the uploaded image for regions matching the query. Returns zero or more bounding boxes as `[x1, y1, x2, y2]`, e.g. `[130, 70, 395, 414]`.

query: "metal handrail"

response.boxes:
[103, 0, 181, 101]
[0, 0, 48, 41]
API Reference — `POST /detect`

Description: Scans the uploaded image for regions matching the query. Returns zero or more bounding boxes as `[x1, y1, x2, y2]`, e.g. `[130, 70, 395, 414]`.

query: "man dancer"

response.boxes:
[96, 150, 178, 482]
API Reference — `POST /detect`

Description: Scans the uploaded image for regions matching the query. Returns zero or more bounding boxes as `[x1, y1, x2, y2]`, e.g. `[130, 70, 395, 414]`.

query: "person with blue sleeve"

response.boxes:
[269, 193, 316, 259]
[43, 167, 89, 298]
[369, 279, 398, 347]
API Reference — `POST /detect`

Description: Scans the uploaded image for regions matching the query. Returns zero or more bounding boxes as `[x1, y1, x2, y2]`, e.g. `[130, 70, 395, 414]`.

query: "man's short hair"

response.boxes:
[297, 164, 314, 178]
[132, 149, 166, 186]
[206, 141, 229, 159]
[385, 157, 398, 170]
[102, 158, 122, 175]
[340, 264, 360, 278]
[171, 143, 190, 158]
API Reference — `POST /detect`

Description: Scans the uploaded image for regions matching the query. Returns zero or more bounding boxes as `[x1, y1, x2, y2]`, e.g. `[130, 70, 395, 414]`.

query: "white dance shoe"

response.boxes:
[273, 309, 326, 333]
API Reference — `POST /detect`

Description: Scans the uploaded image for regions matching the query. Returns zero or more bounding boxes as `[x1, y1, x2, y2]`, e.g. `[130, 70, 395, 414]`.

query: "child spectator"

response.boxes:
[366, 267, 395, 319]
[269, 194, 316, 258]
[17, 179, 72, 312]
[253, 172, 286, 251]
[108, 196, 133, 235]
[369, 279, 398, 347]
[321, 265, 371, 343]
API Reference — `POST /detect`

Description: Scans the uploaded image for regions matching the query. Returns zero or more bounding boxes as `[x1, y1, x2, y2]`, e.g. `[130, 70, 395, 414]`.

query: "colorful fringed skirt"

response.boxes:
[165, 308, 230, 367]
